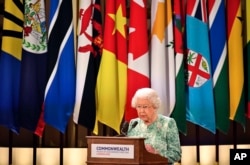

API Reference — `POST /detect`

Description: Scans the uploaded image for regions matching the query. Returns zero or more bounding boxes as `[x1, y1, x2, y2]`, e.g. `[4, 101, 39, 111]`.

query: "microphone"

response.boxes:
[131, 121, 138, 129]
[120, 121, 129, 136]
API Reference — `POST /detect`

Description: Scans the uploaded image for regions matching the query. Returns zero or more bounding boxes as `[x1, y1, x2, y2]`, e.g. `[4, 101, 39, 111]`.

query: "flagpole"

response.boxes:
[195, 125, 200, 165]
[65, 128, 68, 147]
[8, 130, 13, 165]
[87, 129, 92, 136]
[75, 124, 78, 147]
[33, 134, 37, 165]
[179, 134, 183, 164]
[215, 130, 219, 165]
[60, 132, 64, 165]
[233, 121, 237, 149]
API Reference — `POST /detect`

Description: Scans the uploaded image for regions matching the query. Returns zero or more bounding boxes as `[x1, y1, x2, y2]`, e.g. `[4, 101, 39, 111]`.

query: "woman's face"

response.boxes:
[135, 98, 157, 125]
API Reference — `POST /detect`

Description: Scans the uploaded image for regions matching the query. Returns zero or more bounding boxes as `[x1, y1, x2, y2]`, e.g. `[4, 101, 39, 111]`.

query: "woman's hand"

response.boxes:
[145, 144, 158, 154]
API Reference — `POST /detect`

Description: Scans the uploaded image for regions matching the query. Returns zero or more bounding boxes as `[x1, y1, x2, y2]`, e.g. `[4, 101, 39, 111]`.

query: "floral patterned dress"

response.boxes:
[127, 114, 181, 164]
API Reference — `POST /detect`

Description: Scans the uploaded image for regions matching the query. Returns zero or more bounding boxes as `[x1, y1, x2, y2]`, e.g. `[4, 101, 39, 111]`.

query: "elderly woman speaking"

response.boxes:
[127, 88, 181, 164]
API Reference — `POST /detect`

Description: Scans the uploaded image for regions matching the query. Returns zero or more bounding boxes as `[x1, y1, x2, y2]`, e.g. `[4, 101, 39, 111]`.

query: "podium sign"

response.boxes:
[91, 143, 134, 159]
[86, 136, 168, 165]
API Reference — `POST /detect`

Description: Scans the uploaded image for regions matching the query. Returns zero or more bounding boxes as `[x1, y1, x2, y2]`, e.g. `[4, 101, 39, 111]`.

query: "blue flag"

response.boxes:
[0, 0, 24, 133]
[44, 0, 76, 133]
[208, 0, 230, 134]
[186, 0, 216, 134]
[19, 0, 48, 135]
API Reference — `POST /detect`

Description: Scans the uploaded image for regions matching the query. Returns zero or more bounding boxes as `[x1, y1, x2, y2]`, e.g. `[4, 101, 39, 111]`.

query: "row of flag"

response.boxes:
[0, 0, 76, 136]
[0, 0, 249, 137]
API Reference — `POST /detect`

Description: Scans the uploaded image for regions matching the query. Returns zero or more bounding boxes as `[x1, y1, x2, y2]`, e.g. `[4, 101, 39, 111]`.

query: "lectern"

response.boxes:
[86, 136, 168, 165]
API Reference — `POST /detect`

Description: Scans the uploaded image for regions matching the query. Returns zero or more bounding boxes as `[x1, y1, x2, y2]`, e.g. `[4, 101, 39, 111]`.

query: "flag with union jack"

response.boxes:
[186, 0, 216, 133]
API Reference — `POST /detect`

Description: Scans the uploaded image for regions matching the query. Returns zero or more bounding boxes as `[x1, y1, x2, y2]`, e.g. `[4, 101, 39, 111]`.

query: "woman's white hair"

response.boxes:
[131, 88, 161, 109]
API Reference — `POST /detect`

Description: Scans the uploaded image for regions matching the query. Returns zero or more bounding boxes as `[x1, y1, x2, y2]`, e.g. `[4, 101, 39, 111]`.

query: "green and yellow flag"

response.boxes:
[227, 0, 246, 130]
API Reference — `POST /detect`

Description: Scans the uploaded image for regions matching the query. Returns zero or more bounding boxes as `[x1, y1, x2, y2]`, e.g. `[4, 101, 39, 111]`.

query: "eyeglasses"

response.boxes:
[135, 105, 152, 110]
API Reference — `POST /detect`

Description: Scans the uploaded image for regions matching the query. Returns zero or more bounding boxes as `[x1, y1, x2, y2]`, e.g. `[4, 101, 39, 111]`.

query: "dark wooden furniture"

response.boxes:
[86, 136, 168, 165]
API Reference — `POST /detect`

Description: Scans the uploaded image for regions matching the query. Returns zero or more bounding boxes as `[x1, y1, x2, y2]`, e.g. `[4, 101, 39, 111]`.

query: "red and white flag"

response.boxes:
[125, 0, 150, 122]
